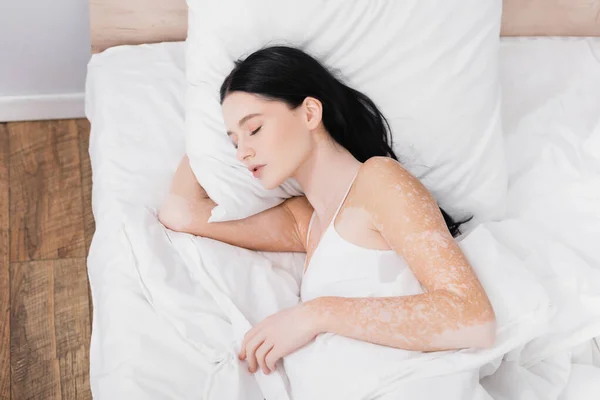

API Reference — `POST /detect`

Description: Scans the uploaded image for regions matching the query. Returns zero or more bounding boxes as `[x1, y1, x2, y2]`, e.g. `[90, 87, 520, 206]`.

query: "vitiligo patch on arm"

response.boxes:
[311, 157, 496, 351]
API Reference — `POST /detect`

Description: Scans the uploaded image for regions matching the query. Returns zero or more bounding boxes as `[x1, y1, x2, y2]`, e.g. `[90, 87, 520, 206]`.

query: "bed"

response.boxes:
[85, 1, 600, 399]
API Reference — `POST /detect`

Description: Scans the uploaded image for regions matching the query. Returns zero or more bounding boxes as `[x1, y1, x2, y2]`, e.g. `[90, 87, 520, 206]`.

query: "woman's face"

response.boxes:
[222, 91, 315, 189]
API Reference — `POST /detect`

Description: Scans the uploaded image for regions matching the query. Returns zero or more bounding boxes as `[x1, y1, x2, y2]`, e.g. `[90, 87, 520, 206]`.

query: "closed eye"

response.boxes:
[233, 127, 261, 149]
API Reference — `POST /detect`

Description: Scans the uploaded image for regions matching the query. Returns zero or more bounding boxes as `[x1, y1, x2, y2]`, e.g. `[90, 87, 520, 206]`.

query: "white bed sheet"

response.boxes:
[84, 38, 600, 399]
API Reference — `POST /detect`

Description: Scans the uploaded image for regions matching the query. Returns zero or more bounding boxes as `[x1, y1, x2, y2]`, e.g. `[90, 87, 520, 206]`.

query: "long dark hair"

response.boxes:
[220, 45, 471, 237]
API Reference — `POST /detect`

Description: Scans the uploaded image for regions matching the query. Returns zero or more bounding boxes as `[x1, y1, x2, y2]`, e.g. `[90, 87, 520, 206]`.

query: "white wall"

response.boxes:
[0, 0, 91, 121]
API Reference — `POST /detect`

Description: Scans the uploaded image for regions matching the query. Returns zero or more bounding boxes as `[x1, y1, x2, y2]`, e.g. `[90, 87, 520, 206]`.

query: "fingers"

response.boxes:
[239, 325, 262, 361]
[255, 341, 275, 374]
[244, 334, 266, 373]
[239, 339, 247, 361]
[265, 349, 280, 372]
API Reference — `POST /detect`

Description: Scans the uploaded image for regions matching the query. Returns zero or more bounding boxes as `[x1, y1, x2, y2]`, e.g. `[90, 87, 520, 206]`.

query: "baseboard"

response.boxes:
[0, 92, 85, 122]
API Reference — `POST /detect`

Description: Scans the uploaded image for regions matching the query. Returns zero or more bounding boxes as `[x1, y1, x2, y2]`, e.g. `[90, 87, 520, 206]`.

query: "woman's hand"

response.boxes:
[239, 302, 321, 374]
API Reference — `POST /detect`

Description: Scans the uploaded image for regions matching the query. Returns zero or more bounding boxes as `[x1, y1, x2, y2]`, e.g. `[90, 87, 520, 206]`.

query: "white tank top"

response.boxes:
[285, 172, 444, 400]
[301, 171, 424, 302]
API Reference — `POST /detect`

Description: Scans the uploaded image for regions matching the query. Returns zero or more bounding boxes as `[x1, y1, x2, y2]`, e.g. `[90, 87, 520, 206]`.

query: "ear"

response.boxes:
[302, 96, 323, 130]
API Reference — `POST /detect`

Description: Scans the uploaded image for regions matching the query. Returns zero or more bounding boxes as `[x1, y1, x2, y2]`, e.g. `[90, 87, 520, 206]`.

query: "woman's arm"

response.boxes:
[239, 157, 496, 374]
[306, 157, 496, 351]
[307, 292, 495, 352]
[158, 154, 314, 253]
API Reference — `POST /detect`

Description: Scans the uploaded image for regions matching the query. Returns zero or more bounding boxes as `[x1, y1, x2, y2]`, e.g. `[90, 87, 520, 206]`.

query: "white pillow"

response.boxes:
[85, 42, 188, 218]
[185, 0, 507, 225]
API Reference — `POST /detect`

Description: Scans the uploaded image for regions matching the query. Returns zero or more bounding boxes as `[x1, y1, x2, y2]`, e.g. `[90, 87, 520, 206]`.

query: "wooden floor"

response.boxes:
[0, 119, 94, 400]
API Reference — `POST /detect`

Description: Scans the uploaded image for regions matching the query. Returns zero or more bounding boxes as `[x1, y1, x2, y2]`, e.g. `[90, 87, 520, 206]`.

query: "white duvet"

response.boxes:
[85, 37, 600, 399]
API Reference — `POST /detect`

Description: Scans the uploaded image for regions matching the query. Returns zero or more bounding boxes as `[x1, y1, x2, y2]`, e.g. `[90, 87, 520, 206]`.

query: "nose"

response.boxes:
[236, 138, 254, 163]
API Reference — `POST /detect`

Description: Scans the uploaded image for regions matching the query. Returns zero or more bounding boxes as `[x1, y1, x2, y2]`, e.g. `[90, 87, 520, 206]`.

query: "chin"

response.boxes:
[261, 178, 277, 190]
[260, 173, 286, 190]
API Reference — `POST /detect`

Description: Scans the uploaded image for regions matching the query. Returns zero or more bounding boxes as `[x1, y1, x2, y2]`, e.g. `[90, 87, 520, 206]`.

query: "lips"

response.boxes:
[252, 165, 265, 177]
[248, 164, 264, 172]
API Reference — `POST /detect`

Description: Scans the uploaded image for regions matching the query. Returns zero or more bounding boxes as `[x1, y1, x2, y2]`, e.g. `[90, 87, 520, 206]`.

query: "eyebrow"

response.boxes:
[226, 113, 262, 136]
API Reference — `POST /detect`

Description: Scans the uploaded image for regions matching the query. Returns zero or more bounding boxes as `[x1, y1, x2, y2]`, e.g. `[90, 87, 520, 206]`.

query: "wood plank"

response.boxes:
[10, 261, 62, 399]
[77, 119, 94, 258]
[0, 123, 10, 399]
[90, 0, 187, 53]
[8, 120, 86, 262]
[10, 259, 91, 400]
[77, 118, 95, 327]
[89, 0, 600, 55]
[54, 259, 92, 400]
[58, 348, 92, 400]
[501, 0, 600, 37]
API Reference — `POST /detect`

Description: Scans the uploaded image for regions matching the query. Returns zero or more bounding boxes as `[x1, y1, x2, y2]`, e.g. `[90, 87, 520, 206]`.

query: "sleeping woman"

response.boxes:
[158, 45, 497, 381]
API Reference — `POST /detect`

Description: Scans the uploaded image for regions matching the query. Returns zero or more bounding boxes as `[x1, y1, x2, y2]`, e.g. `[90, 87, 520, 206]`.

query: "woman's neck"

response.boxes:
[293, 135, 362, 220]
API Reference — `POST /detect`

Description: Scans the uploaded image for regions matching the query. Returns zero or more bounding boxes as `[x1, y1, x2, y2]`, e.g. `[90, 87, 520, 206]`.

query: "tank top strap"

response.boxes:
[305, 169, 360, 248]
[331, 170, 360, 223]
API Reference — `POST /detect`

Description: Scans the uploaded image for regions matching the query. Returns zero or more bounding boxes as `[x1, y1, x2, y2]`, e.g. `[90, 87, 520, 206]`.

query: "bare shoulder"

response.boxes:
[361, 156, 414, 182]
[359, 156, 437, 216]
[283, 195, 314, 252]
